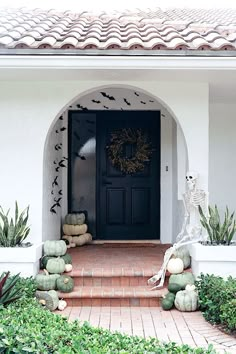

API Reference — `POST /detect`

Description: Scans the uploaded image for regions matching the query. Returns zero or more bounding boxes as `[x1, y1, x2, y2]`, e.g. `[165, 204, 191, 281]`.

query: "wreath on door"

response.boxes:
[106, 128, 152, 174]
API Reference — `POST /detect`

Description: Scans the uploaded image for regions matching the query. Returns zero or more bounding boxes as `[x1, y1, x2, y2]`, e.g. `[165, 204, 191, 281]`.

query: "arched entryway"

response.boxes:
[43, 85, 188, 244]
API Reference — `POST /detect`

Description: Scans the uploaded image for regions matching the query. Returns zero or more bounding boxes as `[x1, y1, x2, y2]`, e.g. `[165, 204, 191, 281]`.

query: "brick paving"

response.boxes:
[56, 307, 236, 353]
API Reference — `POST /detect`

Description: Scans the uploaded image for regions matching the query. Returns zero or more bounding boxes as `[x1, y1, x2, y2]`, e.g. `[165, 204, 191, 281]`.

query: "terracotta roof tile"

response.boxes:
[0, 7, 236, 52]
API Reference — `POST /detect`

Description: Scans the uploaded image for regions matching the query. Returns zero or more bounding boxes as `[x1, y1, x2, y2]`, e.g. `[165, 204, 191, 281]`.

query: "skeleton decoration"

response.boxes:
[148, 171, 208, 289]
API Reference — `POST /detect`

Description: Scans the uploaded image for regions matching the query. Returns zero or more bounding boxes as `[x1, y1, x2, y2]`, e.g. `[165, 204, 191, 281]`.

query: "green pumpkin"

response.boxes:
[161, 294, 175, 310]
[61, 253, 72, 265]
[56, 275, 74, 293]
[35, 271, 60, 290]
[44, 240, 67, 257]
[40, 256, 55, 269]
[175, 289, 198, 312]
[35, 290, 59, 311]
[173, 247, 191, 269]
[168, 283, 183, 294]
[46, 258, 65, 274]
[65, 213, 85, 225]
[169, 272, 195, 290]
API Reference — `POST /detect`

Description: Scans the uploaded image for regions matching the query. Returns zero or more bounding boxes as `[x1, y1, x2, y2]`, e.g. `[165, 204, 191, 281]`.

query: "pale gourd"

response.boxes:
[174, 288, 198, 312]
[35, 270, 60, 291]
[167, 258, 184, 274]
[65, 213, 85, 225]
[44, 240, 67, 257]
[173, 247, 191, 269]
[72, 233, 92, 246]
[63, 224, 88, 236]
[58, 299, 67, 311]
[64, 264, 73, 272]
[46, 257, 65, 274]
[56, 275, 74, 293]
[185, 284, 196, 292]
[169, 272, 195, 290]
[35, 290, 59, 311]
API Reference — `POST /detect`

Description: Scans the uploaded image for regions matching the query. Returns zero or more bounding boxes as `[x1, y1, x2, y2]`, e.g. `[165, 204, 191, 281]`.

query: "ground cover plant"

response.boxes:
[0, 275, 217, 353]
[196, 273, 236, 333]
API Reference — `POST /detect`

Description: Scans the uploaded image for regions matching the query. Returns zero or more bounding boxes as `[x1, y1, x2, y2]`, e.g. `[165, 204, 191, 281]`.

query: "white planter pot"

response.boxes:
[0, 243, 42, 277]
[188, 243, 236, 279]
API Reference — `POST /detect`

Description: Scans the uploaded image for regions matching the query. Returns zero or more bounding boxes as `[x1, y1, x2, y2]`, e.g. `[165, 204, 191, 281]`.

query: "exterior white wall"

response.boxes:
[209, 103, 236, 214]
[0, 80, 209, 245]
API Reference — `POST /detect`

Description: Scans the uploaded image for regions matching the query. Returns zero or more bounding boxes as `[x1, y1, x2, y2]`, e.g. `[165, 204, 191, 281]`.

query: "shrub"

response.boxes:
[195, 273, 236, 332]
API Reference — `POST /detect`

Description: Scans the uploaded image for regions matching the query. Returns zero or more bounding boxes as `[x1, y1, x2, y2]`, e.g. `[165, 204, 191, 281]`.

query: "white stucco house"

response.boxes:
[0, 7, 236, 272]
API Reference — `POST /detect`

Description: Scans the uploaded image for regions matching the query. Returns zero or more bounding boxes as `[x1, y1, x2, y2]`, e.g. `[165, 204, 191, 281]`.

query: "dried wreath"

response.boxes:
[106, 128, 152, 174]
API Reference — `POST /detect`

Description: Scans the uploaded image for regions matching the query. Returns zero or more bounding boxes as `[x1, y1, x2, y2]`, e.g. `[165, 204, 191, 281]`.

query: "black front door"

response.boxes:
[97, 111, 160, 240]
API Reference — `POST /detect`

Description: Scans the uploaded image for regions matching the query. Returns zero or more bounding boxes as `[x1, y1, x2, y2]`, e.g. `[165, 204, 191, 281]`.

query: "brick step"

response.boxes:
[58, 285, 168, 307]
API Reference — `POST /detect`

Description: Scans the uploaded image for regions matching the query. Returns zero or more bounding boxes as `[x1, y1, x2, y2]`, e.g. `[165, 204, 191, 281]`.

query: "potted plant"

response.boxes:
[0, 202, 42, 277]
[188, 205, 236, 278]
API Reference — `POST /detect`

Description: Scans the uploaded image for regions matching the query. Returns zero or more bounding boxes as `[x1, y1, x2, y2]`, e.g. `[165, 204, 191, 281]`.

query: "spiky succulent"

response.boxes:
[0, 201, 30, 247]
[0, 272, 21, 306]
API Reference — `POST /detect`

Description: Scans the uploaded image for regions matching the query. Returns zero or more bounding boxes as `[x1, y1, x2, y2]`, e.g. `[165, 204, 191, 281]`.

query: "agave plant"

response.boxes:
[0, 202, 30, 247]
[199, 205, 236, 245]
[0, 271, 21, 306]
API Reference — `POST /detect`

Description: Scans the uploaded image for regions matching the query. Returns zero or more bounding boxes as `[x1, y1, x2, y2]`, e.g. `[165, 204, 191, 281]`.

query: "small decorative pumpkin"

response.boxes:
[35, 290, 59, 311]
[65, 213, 86, 225]
[161, 292, 175, 311]
[175, 288, 198, 312]
[44, 240, 67, 257]
[61, 253, 72, 265]
[35, 270, 60, 291]
[167, 258, 184, 274]
[63, 224, 88, 236]
[173, 247, 191, 269]
[58, 299, 67, 311]
[46, 257, 65, 274]
[72, 233, 92, 246]
[169, 272, 195, 290]
[185, 284, 196, 292]
[64, 264, 73, 272]
[40, 256, 55, 269]
[56, 275, 74, 293]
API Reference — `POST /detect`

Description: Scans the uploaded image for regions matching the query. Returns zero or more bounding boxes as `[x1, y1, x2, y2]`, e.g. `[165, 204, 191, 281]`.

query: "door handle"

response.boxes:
[102, 179, 112, 185]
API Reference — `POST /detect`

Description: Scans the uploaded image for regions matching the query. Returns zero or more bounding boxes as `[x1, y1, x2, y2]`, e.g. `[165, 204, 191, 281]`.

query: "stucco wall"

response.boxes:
[209, 103, 236, 214]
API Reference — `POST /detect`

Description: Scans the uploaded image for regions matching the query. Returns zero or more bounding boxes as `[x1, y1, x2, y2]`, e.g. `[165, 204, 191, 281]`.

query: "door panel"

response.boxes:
[97, 111, 160, 240]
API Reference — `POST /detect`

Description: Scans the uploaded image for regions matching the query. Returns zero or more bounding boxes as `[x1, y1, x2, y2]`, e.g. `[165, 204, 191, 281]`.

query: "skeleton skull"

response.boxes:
[186, 171, 198, 191]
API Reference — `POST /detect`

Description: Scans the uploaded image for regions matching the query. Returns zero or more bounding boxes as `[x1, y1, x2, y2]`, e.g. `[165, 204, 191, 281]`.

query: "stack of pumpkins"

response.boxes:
[62, 212, 92, 248]
[35, 240, 74, 312]
[161, 247, 199, 312]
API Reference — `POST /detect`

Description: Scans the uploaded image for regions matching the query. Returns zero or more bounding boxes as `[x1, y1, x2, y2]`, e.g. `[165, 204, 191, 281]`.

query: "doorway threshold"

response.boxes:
[91, 240, 161, 247]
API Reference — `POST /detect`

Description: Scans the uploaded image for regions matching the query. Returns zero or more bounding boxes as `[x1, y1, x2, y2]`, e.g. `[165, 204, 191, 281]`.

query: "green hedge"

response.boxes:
[0, 277, 217, 353]
[195, 273, 236, 332]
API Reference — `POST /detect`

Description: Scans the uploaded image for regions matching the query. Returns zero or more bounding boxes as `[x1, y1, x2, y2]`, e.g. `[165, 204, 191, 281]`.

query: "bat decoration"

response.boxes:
[59, 159, 66, 168]
[53, 197, 62, 207]
[58, 190, 63, 195]
[134, 92, 140, 96]
[100, 92, 115, 100]
[161, 114, 166, 118]
[55, 166, 60, 172]
[74, 132, 80, 141]
[76, 104, 88, 110]
[60, 127, 66, 131]
[51, 190, 54, 195]
[86, 119, 95, 124]
[50, 206, 57, 214]
[53, 159, 58, 165]
[63, 156, 68, 160]
[69, 106, 73, 108]
[103, 105, 109, 109]
[140, 101, 146, 104]
[124, 98, 131, 106]
[52, 176, 58, 188]
[59, 116, 63, 120]
[55, 130, 59, 133]
[55, 144, 62, 151]
[92, 99, 101, 104]
[149, 100, 154, 103]
[75, 152, 86, 160]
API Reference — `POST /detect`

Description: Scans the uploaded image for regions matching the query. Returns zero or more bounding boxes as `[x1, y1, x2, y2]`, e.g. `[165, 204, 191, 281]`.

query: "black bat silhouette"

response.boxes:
[59, 116, 63, 120]
[55, 166, 60, 172]
[55, 130, 59, 133]
[92, 99, 101, 104]
[52, 176, 58, 188]
[58, 190, 63, 195]
[55, 144, 62, 151]
[60, 127, 66, 131]
[63, 156, 68, 160]
[51, 190, 54, 195]
[140, 101, 146, 104]
[100, 92, 115, 100]
[76, 104, 88, 110]
[53, 197, 62, 207]
[75, 152, 86, 160]
[53, 160, 58, 165]
[149, 100, 154, 103]
[124, 98, 131, 106]
[50, 206, 57, 214]
[59, 160, 66, 167]
[86, 120, 95, 124]
[134, 92, 140, 96]
[161, 114, 166, 118]
[103, 106, 109, 109]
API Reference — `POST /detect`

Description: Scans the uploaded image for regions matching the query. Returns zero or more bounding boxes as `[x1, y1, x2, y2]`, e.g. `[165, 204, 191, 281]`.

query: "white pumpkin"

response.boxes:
[167, 258, 184, 274]
[58, 299, 67, 311]
[185, 284, 196, 292]
[64, 264, 73, 272]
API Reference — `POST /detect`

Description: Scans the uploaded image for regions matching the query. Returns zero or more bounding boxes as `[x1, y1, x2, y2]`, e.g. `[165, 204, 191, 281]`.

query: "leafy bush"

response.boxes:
[0, 295, 216, 353]
[199, 205, 236, 245]
[195, 273, 236, 332]
[0, 202, 30, 247]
